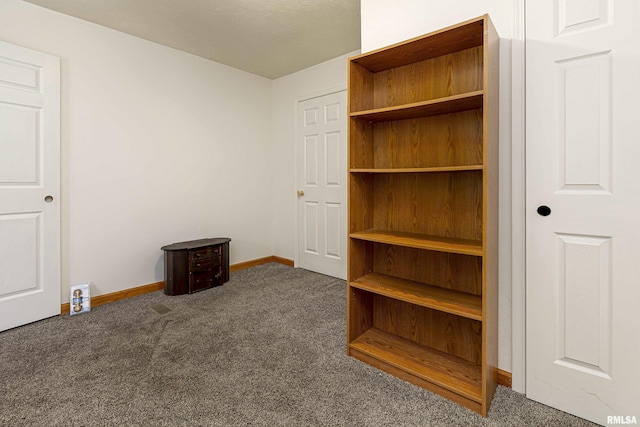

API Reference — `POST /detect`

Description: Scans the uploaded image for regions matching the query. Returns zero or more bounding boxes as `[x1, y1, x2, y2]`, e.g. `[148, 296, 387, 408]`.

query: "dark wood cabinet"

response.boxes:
[161, 238, 231, 295]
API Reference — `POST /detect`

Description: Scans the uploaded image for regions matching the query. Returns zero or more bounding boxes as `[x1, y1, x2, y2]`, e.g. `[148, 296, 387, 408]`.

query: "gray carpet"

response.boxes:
[0, 263, 595, 426]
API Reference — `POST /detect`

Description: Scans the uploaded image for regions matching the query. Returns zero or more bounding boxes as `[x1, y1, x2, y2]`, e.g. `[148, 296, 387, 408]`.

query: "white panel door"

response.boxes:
[0, 41, 60, 331]
[526, 1, 640, 424]
[296, 91, 347, 279]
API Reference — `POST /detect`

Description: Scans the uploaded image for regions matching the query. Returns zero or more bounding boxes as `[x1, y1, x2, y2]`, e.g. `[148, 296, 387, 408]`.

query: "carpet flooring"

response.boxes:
[0, 263, 595, 426]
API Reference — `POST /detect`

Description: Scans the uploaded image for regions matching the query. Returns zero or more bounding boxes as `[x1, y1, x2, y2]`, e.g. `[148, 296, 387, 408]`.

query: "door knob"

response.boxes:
[297, 190, 305, 196]
[44, 195, 54, 203]
[537, 205, 551, 216]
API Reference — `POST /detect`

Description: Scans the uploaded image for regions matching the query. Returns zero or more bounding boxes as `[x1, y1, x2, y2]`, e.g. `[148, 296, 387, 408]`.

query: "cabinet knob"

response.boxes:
[297, 190, 304, 196]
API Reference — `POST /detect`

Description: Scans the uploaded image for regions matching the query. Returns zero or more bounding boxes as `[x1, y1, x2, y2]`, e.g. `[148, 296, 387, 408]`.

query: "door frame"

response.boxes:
[293, 85, 347, 271]
[511, 0, 527, 393]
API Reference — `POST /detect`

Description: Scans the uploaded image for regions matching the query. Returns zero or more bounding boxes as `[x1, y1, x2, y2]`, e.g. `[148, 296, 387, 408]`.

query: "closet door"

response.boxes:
[0, 41, 60, 331]
[526, 1, 640, 424]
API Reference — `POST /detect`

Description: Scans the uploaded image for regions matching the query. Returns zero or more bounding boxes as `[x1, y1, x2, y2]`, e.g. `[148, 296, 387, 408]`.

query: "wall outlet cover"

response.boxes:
[70, 282, 91, 316]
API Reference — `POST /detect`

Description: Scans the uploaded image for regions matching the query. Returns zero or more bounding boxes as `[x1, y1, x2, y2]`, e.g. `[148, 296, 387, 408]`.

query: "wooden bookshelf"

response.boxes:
[347, 15, 499, 416]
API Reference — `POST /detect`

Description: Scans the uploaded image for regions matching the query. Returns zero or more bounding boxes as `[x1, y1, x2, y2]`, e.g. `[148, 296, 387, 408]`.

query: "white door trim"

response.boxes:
[511, 0, 527, 394]
[293, 85, 347, 270]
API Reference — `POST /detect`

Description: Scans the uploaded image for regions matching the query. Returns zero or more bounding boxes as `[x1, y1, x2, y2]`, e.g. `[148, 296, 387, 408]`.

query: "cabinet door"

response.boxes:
[190, 268, 221, 293]
[164, 251, 189, 296]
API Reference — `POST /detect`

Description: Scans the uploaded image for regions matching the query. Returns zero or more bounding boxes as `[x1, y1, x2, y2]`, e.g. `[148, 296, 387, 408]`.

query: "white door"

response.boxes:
[526, 1, 640, 424]
[0, 41, 60, 332]
[296, 91, 347, 279]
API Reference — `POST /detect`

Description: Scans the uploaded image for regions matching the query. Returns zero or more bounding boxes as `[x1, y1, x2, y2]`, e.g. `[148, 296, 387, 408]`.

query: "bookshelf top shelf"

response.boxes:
[349, 229, 483, 256]
[351, 273, 482, 320]
[350, 91, 483, 122]
[350, 16, 485, 72]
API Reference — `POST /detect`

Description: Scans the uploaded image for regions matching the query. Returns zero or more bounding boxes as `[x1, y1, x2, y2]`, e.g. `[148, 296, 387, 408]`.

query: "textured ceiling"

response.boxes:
[22, 0, 361, 79]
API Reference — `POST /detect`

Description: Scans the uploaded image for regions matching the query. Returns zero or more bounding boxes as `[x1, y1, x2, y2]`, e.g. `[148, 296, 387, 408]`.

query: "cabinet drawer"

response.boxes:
[190, 256, 221, 271]
[190, 246, 221, 261]
[190, 267, 222, 293]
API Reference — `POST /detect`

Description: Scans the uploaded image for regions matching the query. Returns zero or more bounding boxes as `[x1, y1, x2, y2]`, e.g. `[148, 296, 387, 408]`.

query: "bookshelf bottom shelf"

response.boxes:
[348, 327, 484, 414]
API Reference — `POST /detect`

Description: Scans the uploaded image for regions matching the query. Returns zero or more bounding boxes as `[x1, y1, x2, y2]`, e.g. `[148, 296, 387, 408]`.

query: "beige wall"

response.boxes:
[0, 0, 274, 302]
